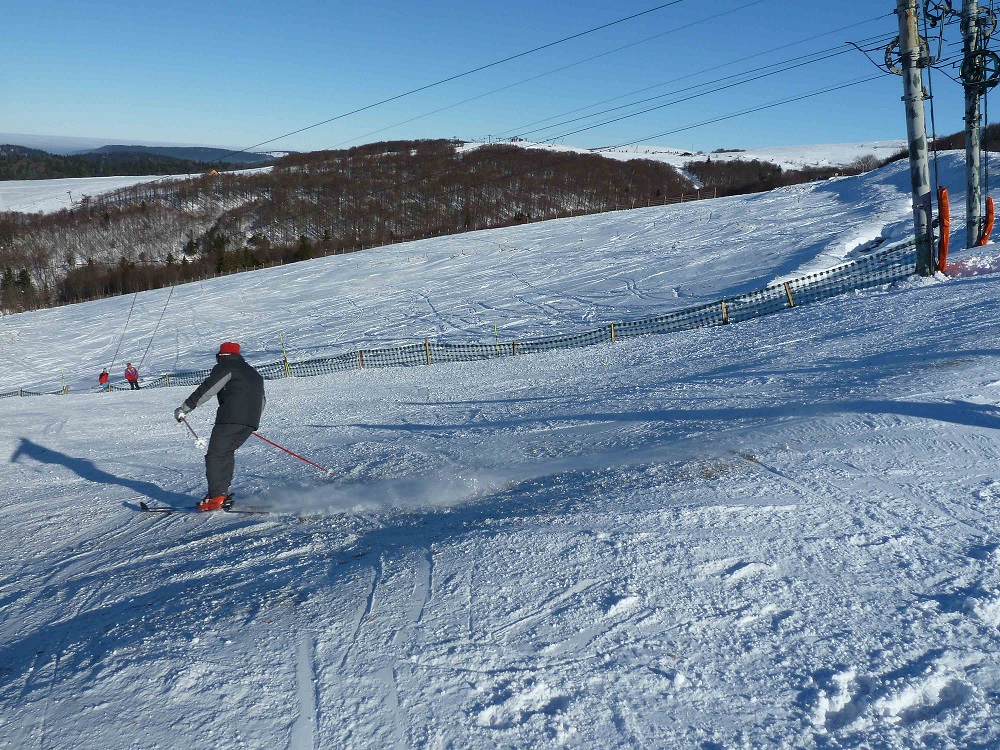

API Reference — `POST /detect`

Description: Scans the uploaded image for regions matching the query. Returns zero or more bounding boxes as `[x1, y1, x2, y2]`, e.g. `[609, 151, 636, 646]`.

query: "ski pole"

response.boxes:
[180, 418, 208, 449]
[252, 431, 335, 477]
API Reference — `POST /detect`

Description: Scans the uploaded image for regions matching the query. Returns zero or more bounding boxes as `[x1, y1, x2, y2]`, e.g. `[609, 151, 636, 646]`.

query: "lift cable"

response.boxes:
[209, 0, 693, 163]
[592, 74, 890, 153]
[107, 292, 138, 374]
[493, 13, 893, 139]
[517, 33, 894, 142]
[327, 0, 771, 151]
[539, 48, 895, 145]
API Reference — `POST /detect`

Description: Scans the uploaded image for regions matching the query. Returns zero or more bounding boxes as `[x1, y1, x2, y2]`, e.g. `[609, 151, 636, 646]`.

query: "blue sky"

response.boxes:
[0, 0, 978, 153]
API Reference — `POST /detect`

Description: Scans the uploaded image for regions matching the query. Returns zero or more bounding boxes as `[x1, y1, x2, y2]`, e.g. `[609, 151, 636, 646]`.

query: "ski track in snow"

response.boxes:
[2, 152, 1000, 747]
[288, 634, 317, 750]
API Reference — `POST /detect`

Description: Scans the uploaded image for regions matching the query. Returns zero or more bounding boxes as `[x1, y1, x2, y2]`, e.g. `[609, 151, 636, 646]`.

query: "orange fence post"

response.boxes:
[937, 186, 951, 272]
[977, 195, 994, 247]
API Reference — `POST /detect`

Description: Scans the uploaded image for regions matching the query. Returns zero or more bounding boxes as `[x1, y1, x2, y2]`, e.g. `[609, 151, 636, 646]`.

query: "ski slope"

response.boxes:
[1, 150, 926, 396]
[0, 174, 189, 214]
[0, 167, 273, 215]
[2, 153, 1000, 749]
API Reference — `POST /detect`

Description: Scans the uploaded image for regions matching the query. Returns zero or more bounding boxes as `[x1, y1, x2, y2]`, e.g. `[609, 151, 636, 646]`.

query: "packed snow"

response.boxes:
[2, 152, 1000, 749]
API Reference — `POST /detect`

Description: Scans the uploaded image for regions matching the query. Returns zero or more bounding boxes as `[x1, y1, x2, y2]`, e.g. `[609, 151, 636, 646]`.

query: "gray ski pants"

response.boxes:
[206, 423, 255, 498]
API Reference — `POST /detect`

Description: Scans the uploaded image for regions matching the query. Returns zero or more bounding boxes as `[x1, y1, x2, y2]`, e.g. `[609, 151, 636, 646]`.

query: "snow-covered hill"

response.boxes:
[1, 153, 999, 749]
[0, 174, 192, 214]
[464, 138, 907, 171]
[1, 140, 903, 216]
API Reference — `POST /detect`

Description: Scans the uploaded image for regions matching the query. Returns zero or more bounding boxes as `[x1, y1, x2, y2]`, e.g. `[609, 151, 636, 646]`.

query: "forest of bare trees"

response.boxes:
[0, 139, 881, 313]
[1, 140, 695, 311]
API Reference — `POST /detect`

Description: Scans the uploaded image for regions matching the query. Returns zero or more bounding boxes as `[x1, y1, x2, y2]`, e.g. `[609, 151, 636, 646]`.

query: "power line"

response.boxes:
[517, 32, 894, 141]
[211, 0, 693, 163]
[326, 0, 770, 151]
[494, 13, 893, 139]
[538, 36, 896, 144]
[594, 74, 890, 151]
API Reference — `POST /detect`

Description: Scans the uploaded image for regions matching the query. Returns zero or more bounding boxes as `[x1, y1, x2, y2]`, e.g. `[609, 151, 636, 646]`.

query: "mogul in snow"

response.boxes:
[174, 342, 265, 511]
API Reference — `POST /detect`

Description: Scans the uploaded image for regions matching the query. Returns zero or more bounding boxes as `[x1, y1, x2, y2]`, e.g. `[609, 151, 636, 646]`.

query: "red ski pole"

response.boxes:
[253, 432, 335, 477]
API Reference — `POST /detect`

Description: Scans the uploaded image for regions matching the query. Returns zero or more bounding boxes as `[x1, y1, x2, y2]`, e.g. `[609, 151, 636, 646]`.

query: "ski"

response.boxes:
[138, 501, 269, 515]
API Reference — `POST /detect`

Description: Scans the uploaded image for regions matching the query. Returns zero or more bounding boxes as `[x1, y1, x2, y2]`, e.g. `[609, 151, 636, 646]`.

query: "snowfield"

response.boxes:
[0, 174, 190, 214]
[462, 139, 907, 172]
[2, 151, 1000, 749]
[0, 167, 273, 215]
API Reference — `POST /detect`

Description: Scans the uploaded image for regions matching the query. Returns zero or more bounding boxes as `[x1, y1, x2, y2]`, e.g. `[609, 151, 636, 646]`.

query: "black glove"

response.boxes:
[174, 406, 189, 422]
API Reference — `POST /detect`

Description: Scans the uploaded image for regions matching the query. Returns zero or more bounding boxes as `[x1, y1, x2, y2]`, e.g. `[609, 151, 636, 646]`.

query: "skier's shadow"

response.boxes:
[9, 437, 192, 505]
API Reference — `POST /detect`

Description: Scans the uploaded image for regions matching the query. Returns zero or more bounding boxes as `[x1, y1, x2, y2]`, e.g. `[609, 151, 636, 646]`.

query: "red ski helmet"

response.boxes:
[218, 341, 241, 356]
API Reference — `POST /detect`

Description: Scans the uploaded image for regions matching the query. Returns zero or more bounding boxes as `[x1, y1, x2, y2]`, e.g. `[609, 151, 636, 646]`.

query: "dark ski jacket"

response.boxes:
[183, 353, 265, 428]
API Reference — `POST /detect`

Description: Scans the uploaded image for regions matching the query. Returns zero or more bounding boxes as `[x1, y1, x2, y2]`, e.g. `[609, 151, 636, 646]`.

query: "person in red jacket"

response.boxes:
[98, 369, 109, 391]
[124, 363, 140, 390]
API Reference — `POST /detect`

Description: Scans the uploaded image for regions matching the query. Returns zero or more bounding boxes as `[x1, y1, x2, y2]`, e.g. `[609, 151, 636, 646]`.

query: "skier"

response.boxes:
[98, 369, 109, 390]
[173, 342, 265, 511]
[124, 363, 140, 390]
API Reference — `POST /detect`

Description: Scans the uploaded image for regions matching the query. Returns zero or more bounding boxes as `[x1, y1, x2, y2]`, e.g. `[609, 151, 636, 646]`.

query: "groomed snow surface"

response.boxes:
[2, 152, 1000, 749]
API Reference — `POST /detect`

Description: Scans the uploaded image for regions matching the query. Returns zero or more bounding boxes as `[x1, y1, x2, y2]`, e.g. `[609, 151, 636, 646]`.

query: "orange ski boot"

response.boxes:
[196, 495, 228, 512]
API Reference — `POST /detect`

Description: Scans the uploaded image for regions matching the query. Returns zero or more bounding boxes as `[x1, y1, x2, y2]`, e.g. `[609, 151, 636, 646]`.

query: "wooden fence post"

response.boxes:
[424, 338, 432, 365]
[610, 323, 617, 342]
[165, 374, 170, 387]
[512, 340, 518, 355]
[783, 282, 795, 308]
[357, 351, 364, 369]
[721, 300, 729, 324]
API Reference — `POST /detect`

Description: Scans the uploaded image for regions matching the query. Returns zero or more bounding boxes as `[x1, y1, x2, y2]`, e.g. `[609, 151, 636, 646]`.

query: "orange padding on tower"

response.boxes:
[978, 196, 995, 247]
[937, 186, 950, 273]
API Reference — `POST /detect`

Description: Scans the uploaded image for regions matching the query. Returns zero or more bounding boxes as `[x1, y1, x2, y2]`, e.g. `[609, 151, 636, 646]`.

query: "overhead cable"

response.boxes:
[211, 0, 692, 162]
[518, 32, 894, 141]
[494, 13, 893, 138]
[327, 0, 770, 150]
[594, 74, 890, 151]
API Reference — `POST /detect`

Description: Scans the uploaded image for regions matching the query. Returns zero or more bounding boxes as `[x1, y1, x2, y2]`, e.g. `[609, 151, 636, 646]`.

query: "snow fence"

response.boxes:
[2, 238, 919, 399]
